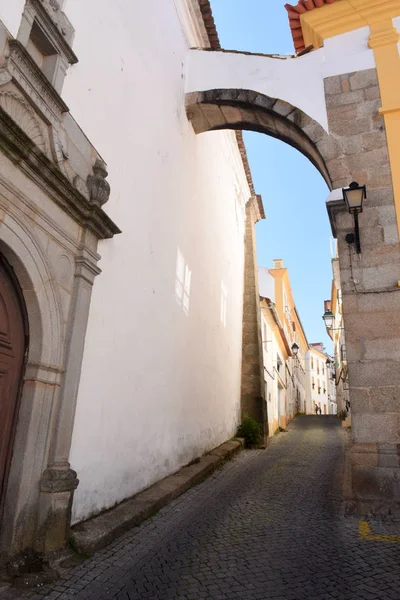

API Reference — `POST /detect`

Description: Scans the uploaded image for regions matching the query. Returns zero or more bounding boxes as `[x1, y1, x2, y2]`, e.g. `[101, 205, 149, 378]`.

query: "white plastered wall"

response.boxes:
[56, 0, 250, 523]
[307, 349, 330, 414]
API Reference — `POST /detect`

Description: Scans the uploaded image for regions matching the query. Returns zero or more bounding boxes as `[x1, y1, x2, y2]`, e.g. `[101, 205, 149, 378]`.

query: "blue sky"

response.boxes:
[211, 0, 333, 351]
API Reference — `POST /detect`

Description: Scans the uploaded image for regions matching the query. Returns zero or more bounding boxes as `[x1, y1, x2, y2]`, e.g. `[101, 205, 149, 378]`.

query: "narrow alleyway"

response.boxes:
[5, 417, 400, 600]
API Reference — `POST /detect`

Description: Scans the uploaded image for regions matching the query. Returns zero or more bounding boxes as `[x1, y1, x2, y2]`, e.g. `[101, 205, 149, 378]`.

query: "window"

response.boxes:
[318, 380, 321, 394]
[311, 357, 314, 370]
[322, 364, 325, 375]
[263, 322, 269, 352]
[312, 377, 315, 390]
[323, 387, 326, 394]
[317, 361, 320, 374]
[26, 20, 59, 84]
[18, 1, 77, 94]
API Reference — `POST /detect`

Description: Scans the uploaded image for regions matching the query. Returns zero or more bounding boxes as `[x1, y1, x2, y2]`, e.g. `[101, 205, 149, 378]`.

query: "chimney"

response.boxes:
[273, 259, 284, 269]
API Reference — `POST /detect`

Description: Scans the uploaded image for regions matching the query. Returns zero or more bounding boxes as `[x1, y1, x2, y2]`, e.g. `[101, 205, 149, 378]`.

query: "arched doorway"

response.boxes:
[0, 254, 27, 517]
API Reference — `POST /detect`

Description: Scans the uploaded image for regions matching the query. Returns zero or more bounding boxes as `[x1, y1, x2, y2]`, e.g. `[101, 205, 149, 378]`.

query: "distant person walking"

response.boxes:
[315, 404, 319, 415]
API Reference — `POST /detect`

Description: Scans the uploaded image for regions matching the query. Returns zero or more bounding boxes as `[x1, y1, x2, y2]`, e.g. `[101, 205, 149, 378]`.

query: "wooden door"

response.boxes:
[0, 257, 26, 509]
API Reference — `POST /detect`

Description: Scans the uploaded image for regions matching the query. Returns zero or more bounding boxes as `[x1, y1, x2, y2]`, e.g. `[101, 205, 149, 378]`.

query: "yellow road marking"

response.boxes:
[359, 521, 400, 543]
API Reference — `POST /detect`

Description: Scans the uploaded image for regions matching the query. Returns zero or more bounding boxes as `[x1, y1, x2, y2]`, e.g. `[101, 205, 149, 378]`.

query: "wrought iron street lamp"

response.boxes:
[322, 309, 335, 329]
[343, 181, 366, 254]
[322, 309, 344, 332]
[291, 342, 299, 357]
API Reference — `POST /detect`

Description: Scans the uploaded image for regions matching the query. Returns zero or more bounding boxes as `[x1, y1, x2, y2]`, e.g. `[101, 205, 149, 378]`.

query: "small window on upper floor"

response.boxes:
[26, 20, 59, 84]
[17, 0, 77, 94]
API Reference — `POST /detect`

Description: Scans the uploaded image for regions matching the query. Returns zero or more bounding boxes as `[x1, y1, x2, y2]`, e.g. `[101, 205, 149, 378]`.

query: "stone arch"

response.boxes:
[186, 89, 333, 188]
[0, 209, 65, 555]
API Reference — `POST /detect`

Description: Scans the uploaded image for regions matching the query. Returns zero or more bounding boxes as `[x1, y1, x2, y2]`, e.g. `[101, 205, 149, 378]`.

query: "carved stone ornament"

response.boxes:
[40, 467, 79, 493]
[86, 159, 111, 206]
[73, 174, 90, 200]
[0, 91, 49, 155]
[0, 68, 12, 87]
[36, 0, 75, 46]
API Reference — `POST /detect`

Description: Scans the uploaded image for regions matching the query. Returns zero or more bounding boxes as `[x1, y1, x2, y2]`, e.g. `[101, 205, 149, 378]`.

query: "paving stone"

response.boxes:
[3, 417, 400, 599]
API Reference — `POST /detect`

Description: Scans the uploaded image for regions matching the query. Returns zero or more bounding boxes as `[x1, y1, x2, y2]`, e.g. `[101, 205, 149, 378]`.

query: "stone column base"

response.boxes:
[36, 468, 79, 554]
[349, 443, 400, 516]
[240, 394, 268, 446]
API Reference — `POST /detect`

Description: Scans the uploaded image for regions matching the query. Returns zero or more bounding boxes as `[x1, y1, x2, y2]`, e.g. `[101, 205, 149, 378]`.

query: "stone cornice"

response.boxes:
[30, 0, 78, 65]
[7, 40, 69, 123]
[0, 107, 120, 240]
[247, 194, 265, 223]
[326, 198, 347, 238]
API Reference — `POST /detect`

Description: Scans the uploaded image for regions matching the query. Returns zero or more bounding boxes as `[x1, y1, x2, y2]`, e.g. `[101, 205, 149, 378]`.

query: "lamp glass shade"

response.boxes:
[322, 309, 335, 329]
[325, 358, 331, 367]
[291, 342, 299, 356]
[343, 182, 366, 213]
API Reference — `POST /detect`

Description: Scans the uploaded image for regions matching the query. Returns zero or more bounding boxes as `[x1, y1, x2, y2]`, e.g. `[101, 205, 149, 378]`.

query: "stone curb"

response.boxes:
[71, 439, 243, 556]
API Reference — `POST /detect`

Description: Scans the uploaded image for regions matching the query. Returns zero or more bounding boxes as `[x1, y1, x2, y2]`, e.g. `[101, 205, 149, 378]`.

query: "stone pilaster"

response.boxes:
[325, 68, 400, 515]
[240, 195, 268, 445]
[36, 231, 101, 553]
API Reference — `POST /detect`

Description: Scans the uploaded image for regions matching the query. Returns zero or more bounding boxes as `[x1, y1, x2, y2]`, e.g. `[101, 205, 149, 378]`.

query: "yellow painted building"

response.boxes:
[288, 0, 400, 236]
[268, 260, 309, 426]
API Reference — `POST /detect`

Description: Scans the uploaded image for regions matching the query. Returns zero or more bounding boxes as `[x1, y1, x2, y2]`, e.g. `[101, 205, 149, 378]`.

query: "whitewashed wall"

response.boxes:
[29, 0, 249, 524]
[306, 349, 330, 415]
[261, 310, 277, 433]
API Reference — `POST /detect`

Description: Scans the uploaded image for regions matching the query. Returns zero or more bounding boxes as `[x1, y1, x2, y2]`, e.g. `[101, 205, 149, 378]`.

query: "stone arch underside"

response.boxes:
[186, 89, 332, 189]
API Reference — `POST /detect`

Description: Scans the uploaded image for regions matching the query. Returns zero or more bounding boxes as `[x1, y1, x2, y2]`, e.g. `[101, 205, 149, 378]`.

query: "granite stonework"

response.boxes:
[325, 68, 400, 515]
[0, 1, 119, 566]
[240, 195, 268, 445]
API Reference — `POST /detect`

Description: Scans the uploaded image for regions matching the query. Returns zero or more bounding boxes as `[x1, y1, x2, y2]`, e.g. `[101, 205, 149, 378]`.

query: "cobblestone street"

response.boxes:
[5, 416, 400, 600]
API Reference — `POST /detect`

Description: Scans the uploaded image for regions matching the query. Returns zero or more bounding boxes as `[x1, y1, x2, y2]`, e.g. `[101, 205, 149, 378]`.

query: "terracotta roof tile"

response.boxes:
[285, 0, 340, 53]
[198, 0, 221, 50]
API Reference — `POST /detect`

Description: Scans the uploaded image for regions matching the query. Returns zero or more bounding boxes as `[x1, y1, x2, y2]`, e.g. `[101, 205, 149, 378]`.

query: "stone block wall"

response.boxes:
[240, 197, 268, 445]
[325, 68, 400, 514]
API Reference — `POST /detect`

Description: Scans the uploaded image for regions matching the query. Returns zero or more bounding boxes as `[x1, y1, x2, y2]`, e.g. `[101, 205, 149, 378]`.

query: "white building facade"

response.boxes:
[65, 0, 252, 525]
[306, 343, 336, 415]
[260, 297, 289, 435]
[0, 0, 258, 556]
